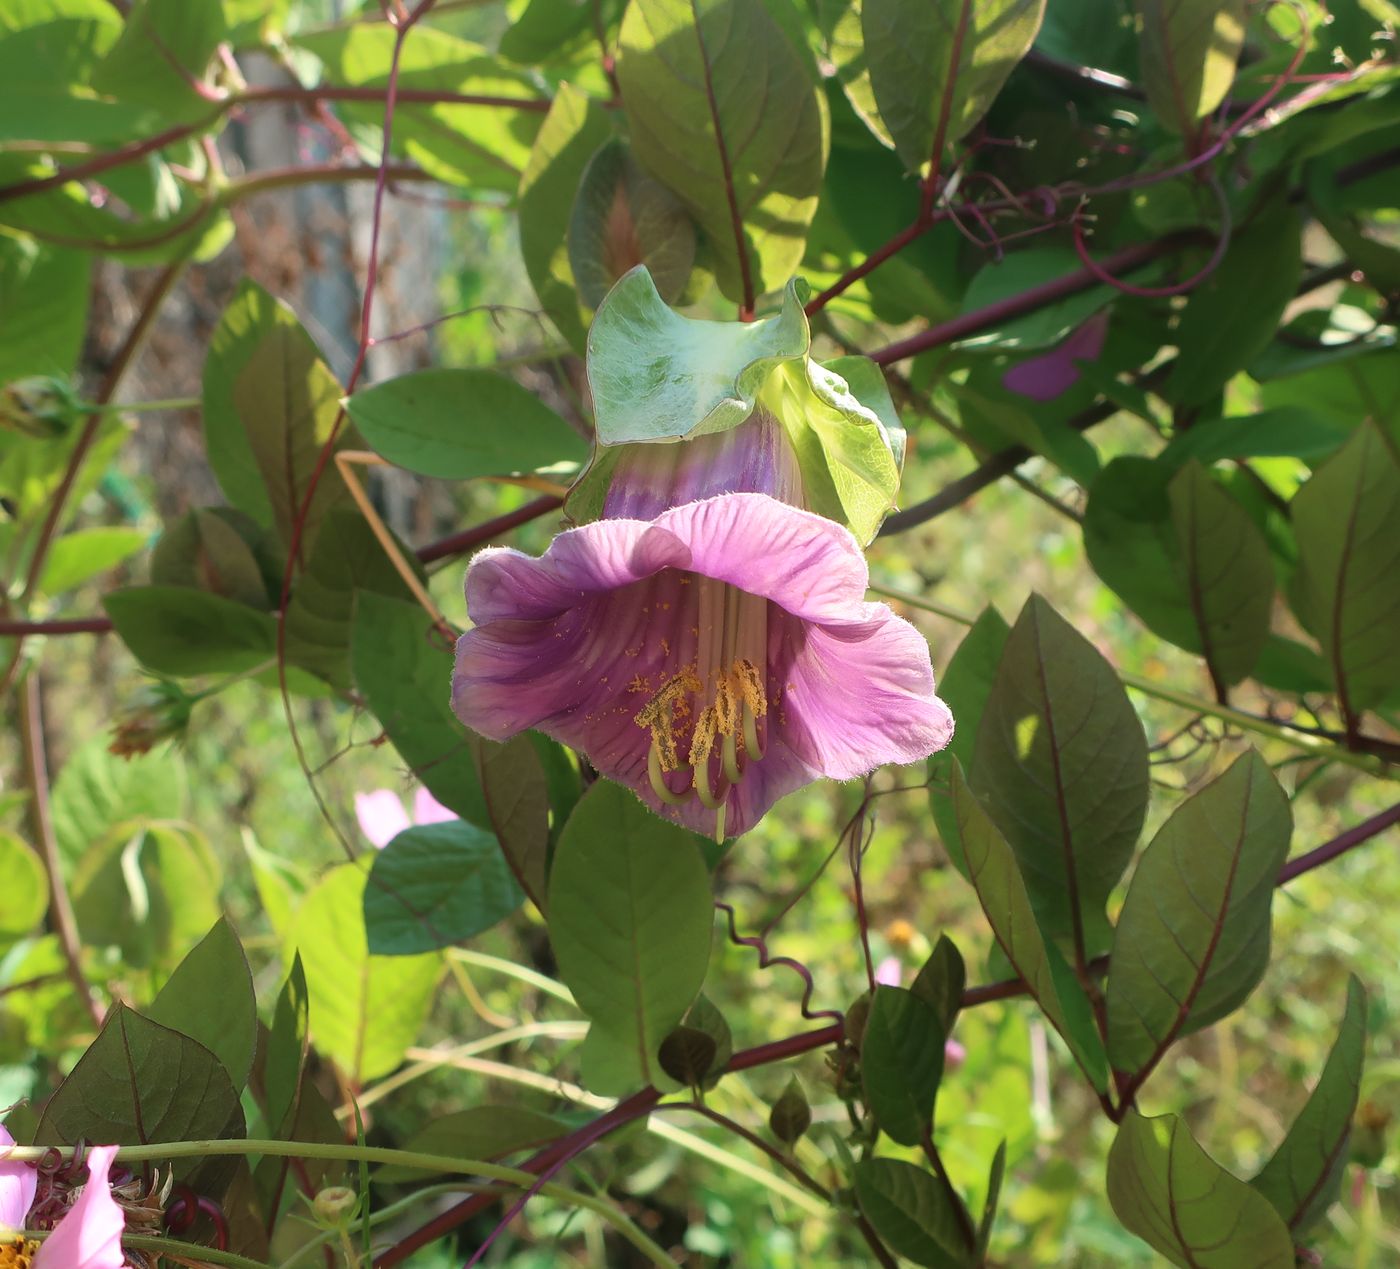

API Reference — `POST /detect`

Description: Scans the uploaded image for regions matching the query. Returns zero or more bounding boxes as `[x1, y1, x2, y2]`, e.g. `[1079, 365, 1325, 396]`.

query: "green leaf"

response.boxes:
[1167, 199, 1303, 407]
[659, 1024, 719, 1087]
[821, 0, 895, 149]
[862, 0, 1046, 173]
[579, 268, 903, 541]
[1292, 421, 1400, 713]
[345, 368, 586, 479]
[617, 0, 828, 301]
[150, 507, 273, 610]
[37, 1004, 244, 1184]
[979, 1141, 1006, 1255]
[854, 1157, 973, 1269]
[203, 280, 349, 545]
[90, 0, 227, 123]
[547, 779, 712, 1094]
[0, 238, 89, 384]
[147, 916, 257, 1092]
[49, 734, 185, 864]
[104, 585, 276, 677]
[293, 25, 544, 192]
[862, 985, 945, 1146]
[364, 820, 524, 955]
[955, 247, 1110, 352]
[928, 605, 1010, 876]
[282, 510, 417, 690]
[1108, 1111, 1294, 1269]
[1253, 976, 1367, 1235]
[586, 266, 808, 444]
[37, 526, 145, 595]
[71, 821, 221, 970]
[910, 934, 966, 1035]
[376, 1106, 566, 1182]
[568, 139, 697, 308]
[951, 764, 1109, 1092]
[263, 954, 309, 1137]
[289, 860, 443, 1083]
[769, 1074, 812, 1145]
[969, 594, 1148, 950]
[1084, 457, 1274, 686]
[518, 82, 614, 351]
[0, 831, 47, 944]
[1156, 406, 1350, 468]
[1104, 750, 1292, 1077]
[473, 733, 552, 914]
[351, 592, 489, 827]
[499, 0, 600, 63]
[1135, 0, 1246, 135]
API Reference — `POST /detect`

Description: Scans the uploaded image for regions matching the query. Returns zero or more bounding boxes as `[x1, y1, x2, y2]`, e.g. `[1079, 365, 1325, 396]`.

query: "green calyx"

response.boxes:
[571, 266, 906, 544]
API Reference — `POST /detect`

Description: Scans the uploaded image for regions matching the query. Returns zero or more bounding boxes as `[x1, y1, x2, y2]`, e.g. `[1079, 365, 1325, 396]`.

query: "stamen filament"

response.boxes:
[648, 740, 692, 806]
[694, 756, 730, 810]
[743, 699, 764, 761]
[722, 730, 743, 783]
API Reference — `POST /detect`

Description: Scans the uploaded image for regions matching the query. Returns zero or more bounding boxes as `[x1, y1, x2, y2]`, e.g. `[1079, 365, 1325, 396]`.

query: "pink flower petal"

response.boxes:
[1002, 311, 1109, 402]
[34, 1145, 124, 1269]
[874, 957, 902, 987]
[0, 1124, 36, 1231]
[411, 786, 456, 827]
[354, 790, 410, 849]
[454, 493, 953, 837]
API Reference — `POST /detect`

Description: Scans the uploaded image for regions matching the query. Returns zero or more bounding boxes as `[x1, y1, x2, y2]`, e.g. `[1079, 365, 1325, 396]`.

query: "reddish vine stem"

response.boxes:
[869, 233, 1196, 366]
[0, 617, 114, 636]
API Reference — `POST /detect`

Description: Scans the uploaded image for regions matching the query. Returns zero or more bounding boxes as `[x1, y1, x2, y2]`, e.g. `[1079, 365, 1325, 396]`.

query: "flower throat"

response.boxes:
[634, 575, 769, 843]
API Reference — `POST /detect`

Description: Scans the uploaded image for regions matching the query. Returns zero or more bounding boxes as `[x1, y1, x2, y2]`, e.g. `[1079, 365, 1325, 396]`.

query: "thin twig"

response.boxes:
[17, 675, 104, 1027]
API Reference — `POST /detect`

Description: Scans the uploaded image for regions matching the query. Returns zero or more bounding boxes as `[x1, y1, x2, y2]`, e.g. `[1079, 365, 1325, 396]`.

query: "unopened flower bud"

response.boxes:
[311, 1186, 359, 1227]
[108, 681, 194, 759]
[0, 376, 82, 439]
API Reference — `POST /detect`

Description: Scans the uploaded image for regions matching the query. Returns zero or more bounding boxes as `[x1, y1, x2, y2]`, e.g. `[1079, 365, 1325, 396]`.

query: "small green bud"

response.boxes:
[311, 1185, 359, 1227]
[108, 680, 194, 759]
[0, 377, 82, 439]
[769, 1074, 811, 1147]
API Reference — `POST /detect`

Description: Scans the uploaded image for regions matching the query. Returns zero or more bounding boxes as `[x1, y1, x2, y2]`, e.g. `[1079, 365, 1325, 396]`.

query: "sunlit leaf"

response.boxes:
[862, 0, 1045, 173]
[568, 138, 696, 307]
[71, 821, 221, 970]
[617, 0, 828, 301]
[289, 860, 443, 1083]
[518, 81, 614, 351]
[0, 831, 47, 945]
[1135, 0, 1246, 135]
[345, 367, 587, 479]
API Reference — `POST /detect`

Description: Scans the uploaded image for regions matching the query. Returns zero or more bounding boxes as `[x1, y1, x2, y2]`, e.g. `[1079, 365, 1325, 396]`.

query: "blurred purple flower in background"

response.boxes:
[1002, 311, 1109, 402]
[354, 785, 455, 848]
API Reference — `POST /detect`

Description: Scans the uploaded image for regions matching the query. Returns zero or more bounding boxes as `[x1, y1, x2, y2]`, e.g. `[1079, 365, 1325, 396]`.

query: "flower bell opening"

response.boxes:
[635, 576, 770, 842]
